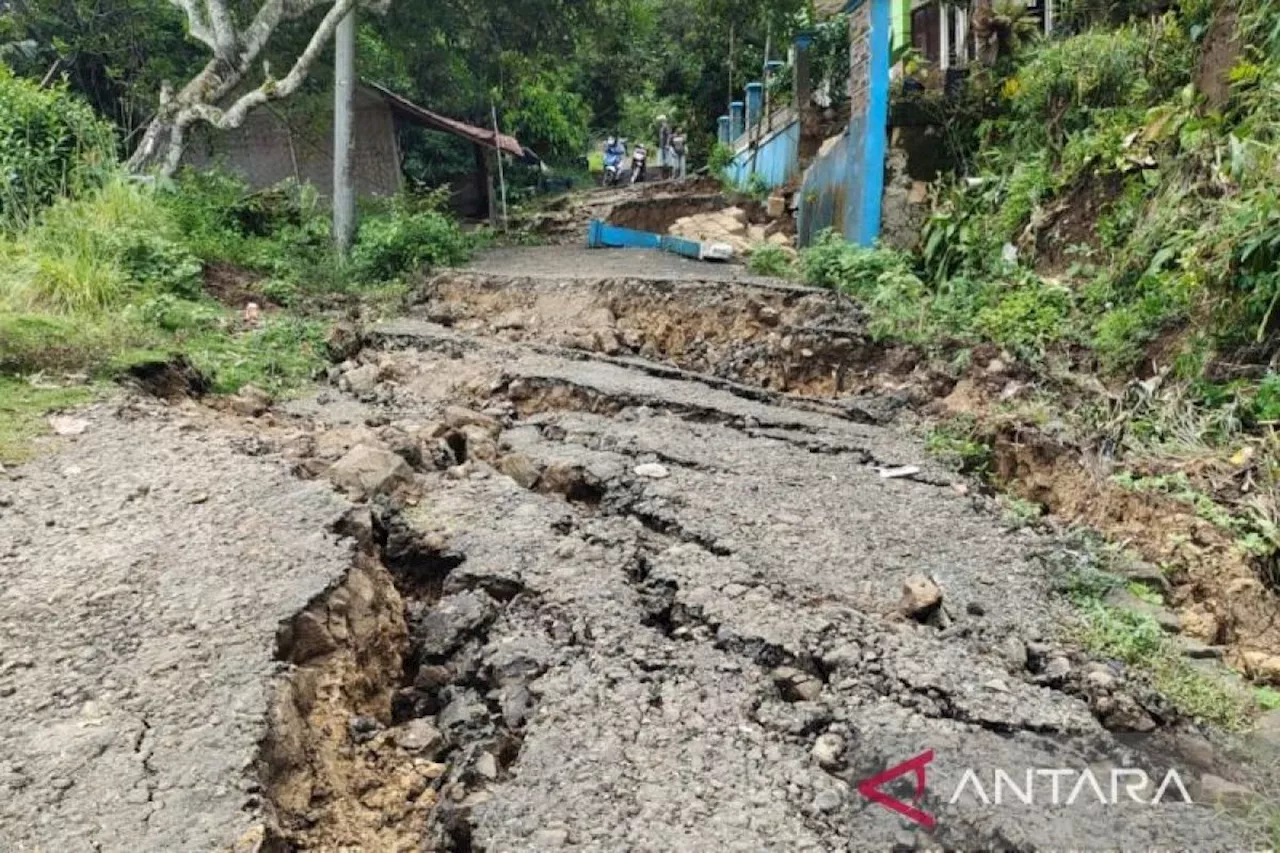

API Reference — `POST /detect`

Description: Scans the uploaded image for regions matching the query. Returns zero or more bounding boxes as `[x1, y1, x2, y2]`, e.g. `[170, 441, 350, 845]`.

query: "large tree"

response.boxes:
[126, 0, 387, 175]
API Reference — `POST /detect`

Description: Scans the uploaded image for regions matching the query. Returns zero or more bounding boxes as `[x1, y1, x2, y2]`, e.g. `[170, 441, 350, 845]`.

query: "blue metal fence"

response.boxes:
[726, 118, 800, 191]
[797, 0, 890, 247]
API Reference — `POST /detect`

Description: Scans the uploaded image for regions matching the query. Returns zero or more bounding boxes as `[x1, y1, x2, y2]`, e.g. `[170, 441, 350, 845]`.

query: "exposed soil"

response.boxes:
[1033, 172, 1126, 277]
[204, 262, 271, 309]
[411, 263, 941, 405]
[934, 371, 1280, 684]
[1196, 6, 1243, 112]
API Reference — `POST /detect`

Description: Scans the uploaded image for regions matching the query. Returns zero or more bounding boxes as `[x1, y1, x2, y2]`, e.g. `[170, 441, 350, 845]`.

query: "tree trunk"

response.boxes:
[125, 0, 367, 177]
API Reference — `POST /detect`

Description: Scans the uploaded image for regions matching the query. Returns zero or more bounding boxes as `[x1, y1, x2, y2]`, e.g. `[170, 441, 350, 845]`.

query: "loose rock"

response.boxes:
[899, 575, 942, 620]
[327, 445, 413, 501]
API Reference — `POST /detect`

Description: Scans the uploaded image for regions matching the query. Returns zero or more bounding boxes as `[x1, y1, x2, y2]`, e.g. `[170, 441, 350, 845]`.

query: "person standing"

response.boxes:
[670, 127, 687, 179]
[656, 115, 673, 180]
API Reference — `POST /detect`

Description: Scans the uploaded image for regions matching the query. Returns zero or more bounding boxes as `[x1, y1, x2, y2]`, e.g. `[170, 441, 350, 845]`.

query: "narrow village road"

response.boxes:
[0, 247, 1267, 851]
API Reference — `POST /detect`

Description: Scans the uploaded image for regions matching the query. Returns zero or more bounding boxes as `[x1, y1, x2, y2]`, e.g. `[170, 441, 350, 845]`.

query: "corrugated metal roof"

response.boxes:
[364, 81, 526, 159]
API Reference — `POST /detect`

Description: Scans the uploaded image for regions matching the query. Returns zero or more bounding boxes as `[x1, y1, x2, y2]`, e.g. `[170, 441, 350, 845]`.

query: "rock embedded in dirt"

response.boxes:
[1240, 650, 1280, 684]
[810, 733, 845, 770]
[1001, 635, 1029, 670]
[459, 425, 499, 462]
[325, 320, 364, 362]
[899, 574, 942, 620]
[771, 666, 823, 702]
[1096, 693, 1156, 732]
[436, 690, 493, 741]
[474, 751, 499, 781]
[1104, 587, 1181, 634]
[228, 384, 272, 417]
[443, 406, 501, 437]
[1041, 655, 1072, 684]
[1196, 774, 1255, 808]
[414, 591, 498, 659]
[48, 415, 90, 436]
[496, 453, 541, 489]
[343, 363, 381, 395]
[391, 719, 444, 756]
[349, 715, 382, 744]
[327, 444, 413, 501]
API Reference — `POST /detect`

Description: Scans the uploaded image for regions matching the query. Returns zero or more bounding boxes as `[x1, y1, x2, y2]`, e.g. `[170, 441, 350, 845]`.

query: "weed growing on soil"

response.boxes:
[998, 493, 1044, 528]
[0, 377, 95, 463]
[183, 317, 328, 395]
[0, 94, 477, 458]
[925, 415, 993, 475]
[1058, 562, 1256, 730]
[746, 244, 794, 278]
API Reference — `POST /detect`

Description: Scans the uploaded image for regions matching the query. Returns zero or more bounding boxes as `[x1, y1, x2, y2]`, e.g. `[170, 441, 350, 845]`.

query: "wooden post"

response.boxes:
[491, 102, 508, 231]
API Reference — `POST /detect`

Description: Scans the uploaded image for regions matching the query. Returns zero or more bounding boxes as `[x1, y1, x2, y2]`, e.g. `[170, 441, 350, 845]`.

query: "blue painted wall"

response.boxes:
[726, 119, 800, 190]
[797, 0, 891, 247]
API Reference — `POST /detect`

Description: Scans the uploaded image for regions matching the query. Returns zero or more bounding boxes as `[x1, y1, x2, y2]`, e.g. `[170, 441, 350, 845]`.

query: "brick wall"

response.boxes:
[848, 3, 872, 117]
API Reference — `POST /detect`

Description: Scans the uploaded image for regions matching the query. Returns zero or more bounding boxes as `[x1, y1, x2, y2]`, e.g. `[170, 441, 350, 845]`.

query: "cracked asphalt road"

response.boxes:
[0, 248, 1263, 850]
[0, 399, 352, 852]
[338, 300, 1248, 850]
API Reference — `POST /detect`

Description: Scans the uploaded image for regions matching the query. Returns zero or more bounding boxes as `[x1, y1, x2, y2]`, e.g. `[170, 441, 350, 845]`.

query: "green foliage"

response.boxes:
[972, 276, 1073, 353]
[800, 233, 933, 341]
[504, 70, 592, 159]
[348, 194, 475, 283]
[1002, 25, 1163, 148]
[742, 172, 770, 202]
[1059, 563, 1255, 730]
[707, 143, 735, 175]
[745, 244, 793, 278]
[184, 316, 327, 395]
[616, 83, 683, 146]
[0, 178, 200, 312]
[925, 415, 994, 476]
[0, 65, 115, 228]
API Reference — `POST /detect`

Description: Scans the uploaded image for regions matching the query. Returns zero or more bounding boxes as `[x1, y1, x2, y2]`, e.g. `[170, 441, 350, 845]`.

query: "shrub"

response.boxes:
[708, 143, 735, 175]
[972, 277, 1073, 353]
[1007, 27, 1152, 142]
[348, 195, 474, 282]
[184, 315, 327, 395]
[799, 232, 933, 341]
[0, 64, 115, 228]
[746, 244, 793, 277]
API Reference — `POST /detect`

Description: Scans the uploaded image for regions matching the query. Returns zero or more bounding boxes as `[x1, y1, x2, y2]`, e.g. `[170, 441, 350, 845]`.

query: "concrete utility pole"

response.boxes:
[333, 5, 357, 256]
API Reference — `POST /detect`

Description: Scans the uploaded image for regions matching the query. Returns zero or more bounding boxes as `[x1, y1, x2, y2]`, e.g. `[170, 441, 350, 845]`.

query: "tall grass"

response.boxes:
[0, 178, 189, 313]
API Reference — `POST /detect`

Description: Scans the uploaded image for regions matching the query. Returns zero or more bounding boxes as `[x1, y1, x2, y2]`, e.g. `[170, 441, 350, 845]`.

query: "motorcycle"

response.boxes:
[602, 141, 625, 186]
[602, 158, 623, 186]
[629, 144, 648, 185]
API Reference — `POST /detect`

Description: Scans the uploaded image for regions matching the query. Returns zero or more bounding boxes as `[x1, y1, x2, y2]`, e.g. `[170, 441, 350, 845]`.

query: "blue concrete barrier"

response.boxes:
[587, 219, 722, 262]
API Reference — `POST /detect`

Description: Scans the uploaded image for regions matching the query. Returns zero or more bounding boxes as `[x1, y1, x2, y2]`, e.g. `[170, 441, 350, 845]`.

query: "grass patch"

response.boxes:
[746, 244, 794, 278]
[925, 415, 993, 476]
[0, 377, 95, 463]
[183, 316, 328, 396]
[1059, 565, 1257, 730]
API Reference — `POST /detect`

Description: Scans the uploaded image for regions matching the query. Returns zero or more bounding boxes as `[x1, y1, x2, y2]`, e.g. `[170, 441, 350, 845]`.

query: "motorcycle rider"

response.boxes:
[656, 115, 673, 180]
[630, 141, 648, 184]
[602, 136, 625, 185]
[670, 127, 687, 179]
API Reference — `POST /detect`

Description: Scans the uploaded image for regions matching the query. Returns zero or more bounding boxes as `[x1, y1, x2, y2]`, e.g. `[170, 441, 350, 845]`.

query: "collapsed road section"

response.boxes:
[257, 249, 1265, 850]
[0, 247, 1272, 851]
